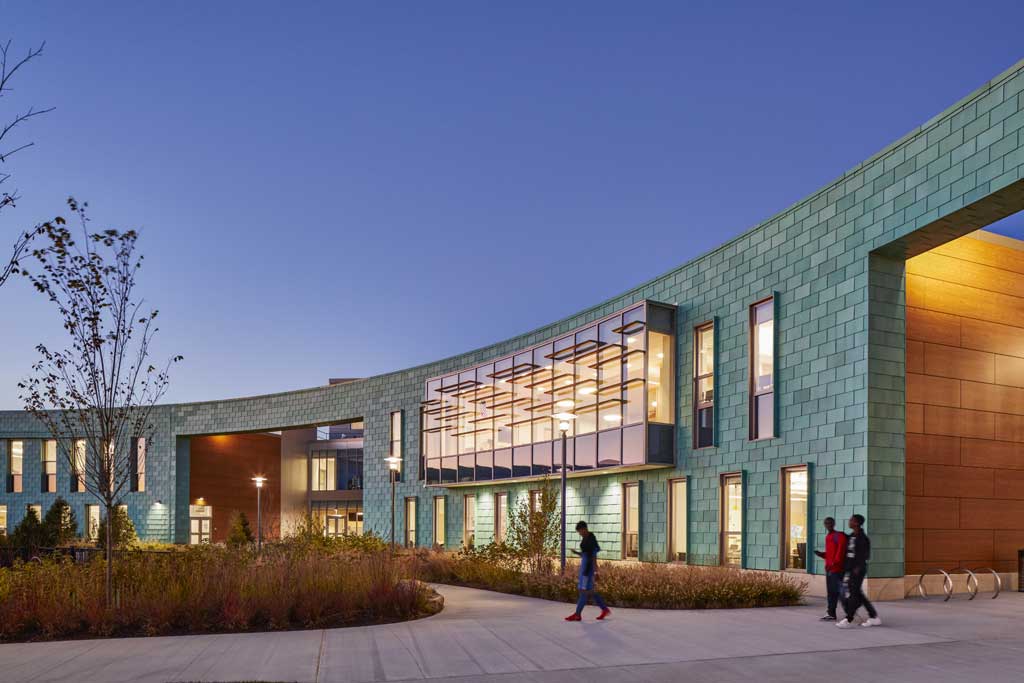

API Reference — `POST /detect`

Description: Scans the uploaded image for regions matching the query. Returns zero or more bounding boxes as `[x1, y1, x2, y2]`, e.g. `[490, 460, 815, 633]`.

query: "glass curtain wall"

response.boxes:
[422, 302, 674, 485]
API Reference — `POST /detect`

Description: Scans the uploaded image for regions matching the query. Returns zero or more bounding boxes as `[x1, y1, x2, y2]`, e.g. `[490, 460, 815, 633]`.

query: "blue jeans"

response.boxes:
[826, 572, 844, 617]
[575, 587, 608, 615]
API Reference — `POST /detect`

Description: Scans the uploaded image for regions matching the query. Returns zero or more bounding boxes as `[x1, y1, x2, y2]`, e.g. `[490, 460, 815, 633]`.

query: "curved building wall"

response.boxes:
[1, 59, 1023, 578]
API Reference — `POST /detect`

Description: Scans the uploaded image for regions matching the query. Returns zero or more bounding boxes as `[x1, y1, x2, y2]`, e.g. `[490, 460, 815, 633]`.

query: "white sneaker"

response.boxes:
[836, 619, 856, 629]
[861, 617, 882, 628]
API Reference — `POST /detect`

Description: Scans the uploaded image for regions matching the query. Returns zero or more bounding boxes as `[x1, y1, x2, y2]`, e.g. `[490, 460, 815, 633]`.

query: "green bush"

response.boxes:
[95, 507, 138, 550]
[0, 543, 440, 641]
[416, 550, 805, 609]
[226, 511, 255, 549]
[10, 508, 46, 551]
[41, 498, 78, 547]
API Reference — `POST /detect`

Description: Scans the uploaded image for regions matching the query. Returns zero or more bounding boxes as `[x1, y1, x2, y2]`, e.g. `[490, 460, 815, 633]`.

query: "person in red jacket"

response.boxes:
[813, 516, 847, 621]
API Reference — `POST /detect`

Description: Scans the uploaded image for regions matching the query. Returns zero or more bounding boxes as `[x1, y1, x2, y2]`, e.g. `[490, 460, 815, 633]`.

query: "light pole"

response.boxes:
[554, 412, 576, 574]
[252, 476, 266, 552]
[385, 456, 402, 549]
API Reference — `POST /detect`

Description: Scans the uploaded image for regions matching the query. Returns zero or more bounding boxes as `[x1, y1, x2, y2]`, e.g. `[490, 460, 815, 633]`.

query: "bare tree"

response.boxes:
[19, 198, 181, 606]
[0, 39, 53, 289]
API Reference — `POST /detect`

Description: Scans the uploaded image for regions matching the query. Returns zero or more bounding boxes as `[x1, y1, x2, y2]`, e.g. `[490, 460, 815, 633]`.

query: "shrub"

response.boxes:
[416, 550, 805, 610]
[10, 508, 46, 551]
[226, 511, 255, 549]
[0, 543, 440, 642]
[505, 480, 560, 575]
[95, 507, 138, 550]
[41, 498, 78, 547]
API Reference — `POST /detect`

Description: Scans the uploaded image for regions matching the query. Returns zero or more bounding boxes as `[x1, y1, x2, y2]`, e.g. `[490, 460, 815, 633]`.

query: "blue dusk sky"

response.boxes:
[1, 2, 1022, 408]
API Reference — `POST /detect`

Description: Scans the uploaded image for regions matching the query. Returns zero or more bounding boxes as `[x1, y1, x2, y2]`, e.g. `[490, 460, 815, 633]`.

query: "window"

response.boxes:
[0, 505, 6, 535]
[647, 332, 674, 424]
[463, 495, 475, 548]
[72, 439, 86, 493]
[405, 498, 417, 547]
[495, 492, 508, 543]
[390, 410, 403, 481]
[311, 452, 337, 492]
[131, 438, 146, 492]
[782, 467, 809, 570]
[750, 298, 775, 440]
[86, 504, 100, 541]
[623, 483, 639, 559]
[529, 489, 541, 513]
[8, 440, 23, 493]
[433, 496, 446, 548]
[313, 501, 364, 537]
[694, 323, 715, 448]
[41, 440, 57, 493]
[669, 479, 687, 562]
[720, 474, 743, 567]
[27, 503, 42, 520]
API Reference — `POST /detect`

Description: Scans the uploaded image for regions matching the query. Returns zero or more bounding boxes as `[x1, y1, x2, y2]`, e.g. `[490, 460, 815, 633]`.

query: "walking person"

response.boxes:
[565, 520, 611, 621]
[836, 514, 882, 628]
[813, 516, 847, 621]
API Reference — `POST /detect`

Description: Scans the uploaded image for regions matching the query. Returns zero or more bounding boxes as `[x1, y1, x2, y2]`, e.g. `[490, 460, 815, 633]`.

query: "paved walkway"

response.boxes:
[1, 585, 1023, 682]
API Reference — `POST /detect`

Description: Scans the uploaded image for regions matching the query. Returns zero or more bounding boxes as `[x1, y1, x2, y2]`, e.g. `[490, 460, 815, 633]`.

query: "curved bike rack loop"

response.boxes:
[972, 567, 1002, 599]
[917, 567, 953, 601]
[949, 568, 979, 600]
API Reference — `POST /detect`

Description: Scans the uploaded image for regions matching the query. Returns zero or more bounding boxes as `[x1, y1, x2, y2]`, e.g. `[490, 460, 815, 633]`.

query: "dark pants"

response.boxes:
[826, 571, 844, 617]
[575, 589, 608, 615]
[844, 567, 877, 620]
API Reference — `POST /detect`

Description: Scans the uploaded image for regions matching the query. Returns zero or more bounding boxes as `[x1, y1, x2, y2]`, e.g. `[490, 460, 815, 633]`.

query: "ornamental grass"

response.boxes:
[414, 547, 805, 609]
[0, 543, 439, 642]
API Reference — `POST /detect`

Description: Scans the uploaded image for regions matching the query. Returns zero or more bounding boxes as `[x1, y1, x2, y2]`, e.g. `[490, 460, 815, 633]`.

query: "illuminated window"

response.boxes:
[390, 410, 402, 459]
[623, 483, 639, 559]
[86, 504, 100, 541]
[782, 467, 808, 570]
[720, 474, 743, 567]
[433, 496, 446, 547]
[0, 505, 6, 535]
[669, 478, 687, 562]
[72, 439, 87, 493]
[648, 332, 674, 424]
[8, 440, 23, 493]
[495, 492, 508, 543]
[463, 495, 475, 548]
[42, 440, 57, 493]
[131, 438, 146, 492]
[311, 452, 337, 492]
[405, 497, 417, 547]
[694, 323, 715, 448]
[750, 298, 775, 440]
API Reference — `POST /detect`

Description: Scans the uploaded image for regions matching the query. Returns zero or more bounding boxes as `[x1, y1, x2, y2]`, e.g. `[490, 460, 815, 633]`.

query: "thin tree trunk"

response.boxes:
[105, 503, 113, 608]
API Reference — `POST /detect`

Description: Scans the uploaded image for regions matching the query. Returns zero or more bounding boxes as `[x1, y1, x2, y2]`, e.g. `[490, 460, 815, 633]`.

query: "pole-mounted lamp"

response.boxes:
[553, 411, 576, 574]
[252, 476, 266, 552]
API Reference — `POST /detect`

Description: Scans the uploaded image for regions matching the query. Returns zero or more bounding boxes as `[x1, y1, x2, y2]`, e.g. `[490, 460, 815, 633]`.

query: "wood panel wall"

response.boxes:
[189, 433, 282, 543]
[906, 232, 1024, 574]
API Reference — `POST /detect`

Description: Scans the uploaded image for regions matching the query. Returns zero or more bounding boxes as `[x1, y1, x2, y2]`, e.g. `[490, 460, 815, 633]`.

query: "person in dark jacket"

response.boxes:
[565, 520, 611, 621]
[836, 514, 882, 628]
[813, 516, 847, 621]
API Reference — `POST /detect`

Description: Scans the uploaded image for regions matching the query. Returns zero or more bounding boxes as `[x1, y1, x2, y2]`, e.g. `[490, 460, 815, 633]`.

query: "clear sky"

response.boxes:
[1, 2, 1022, 408]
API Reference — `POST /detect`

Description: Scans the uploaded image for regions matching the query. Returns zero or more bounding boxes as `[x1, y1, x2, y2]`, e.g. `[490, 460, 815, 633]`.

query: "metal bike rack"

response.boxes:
[917, 567, 953, 601]
[950, 568, 979, 600]
[972, 567, 1002, 599]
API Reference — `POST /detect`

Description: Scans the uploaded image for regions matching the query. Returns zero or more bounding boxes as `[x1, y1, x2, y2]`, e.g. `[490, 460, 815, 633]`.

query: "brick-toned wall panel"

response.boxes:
[906, 233, 1024, 573]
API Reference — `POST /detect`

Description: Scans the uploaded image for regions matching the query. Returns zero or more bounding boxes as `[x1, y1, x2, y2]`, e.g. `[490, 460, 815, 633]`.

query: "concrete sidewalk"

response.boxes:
[1, 585, 1022, 682]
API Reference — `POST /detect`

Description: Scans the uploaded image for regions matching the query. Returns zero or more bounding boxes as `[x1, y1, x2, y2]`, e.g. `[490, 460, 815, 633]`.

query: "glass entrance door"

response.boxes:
[190, 517, 211, 544]
[720, 474, 743, 567]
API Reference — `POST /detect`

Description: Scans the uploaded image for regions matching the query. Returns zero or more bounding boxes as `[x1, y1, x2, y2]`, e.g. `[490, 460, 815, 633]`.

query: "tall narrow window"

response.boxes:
[750, 298, 775, 440]
[495, 492, 508, 543]
[0, 505, 6, 535]
[669, 478, 687, 562]
[648, 332, 675, 424]
[720, 474, 743, 567]
[8, 440, 23, 493]
[694, 323, 715, 448]
[463, 495, 475, 548]
[529, 489, 542, 513]
[433, 496, 446, 548]
[131, 437, 146, 492]
[623, 483, 639, 559]
[72, 439, 87, 493]
[390, 410, 403, 481]
[86, 504, 100, 541]
[405, 497, 417, 547]
[782, 466, 808, 570]
[311, 451, 337, 492]
[42, 440, 57, 493]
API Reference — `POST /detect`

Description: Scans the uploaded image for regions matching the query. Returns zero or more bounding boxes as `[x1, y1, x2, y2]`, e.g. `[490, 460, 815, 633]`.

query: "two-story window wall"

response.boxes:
[422, 301, 676, 486]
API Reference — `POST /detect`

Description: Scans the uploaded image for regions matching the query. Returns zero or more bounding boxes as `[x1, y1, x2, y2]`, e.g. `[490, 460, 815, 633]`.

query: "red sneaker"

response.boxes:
[565, 613, 582, 621]
[597, 608, 611, 620]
